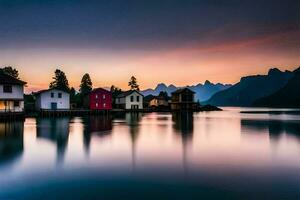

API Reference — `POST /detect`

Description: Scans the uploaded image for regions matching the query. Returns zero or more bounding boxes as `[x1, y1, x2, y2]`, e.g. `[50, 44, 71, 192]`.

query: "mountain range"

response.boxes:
[141, 81, 232, 102]
[205, 67, 299, 107]
[253, 68, 300, 108]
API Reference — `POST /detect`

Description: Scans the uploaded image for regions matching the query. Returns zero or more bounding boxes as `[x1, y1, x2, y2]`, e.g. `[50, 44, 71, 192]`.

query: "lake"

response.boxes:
[1, 108, 300, 199]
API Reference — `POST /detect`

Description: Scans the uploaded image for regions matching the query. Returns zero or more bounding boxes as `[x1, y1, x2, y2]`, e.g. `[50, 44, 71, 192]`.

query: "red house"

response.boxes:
[89, 88, 112, 110]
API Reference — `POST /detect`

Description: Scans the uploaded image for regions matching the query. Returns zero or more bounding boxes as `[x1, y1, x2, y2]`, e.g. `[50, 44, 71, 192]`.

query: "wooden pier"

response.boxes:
[0, 112, 25, 120]
[37, 109, 111, 117]
[1, 105, 222, 120]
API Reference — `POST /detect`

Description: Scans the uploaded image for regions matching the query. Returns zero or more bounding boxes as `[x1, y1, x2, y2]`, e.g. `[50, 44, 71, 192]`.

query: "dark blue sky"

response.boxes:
[1, 0, 299, 49]
[0, 0, 300, 91]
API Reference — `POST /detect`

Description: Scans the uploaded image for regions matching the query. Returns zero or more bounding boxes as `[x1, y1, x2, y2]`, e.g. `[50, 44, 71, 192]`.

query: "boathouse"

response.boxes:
[0, 69, 27, 114]
[115, 90, 143, 110]
[170, 88, 196, 110]
[88, 88, 112, 110]
[35, 89, 70, 111]
[149, 94, 170, 108]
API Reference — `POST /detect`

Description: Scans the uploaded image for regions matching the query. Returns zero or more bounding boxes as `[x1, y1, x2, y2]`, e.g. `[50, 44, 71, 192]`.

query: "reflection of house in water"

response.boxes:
[172, 112, 194, 174]
[114, 112, 142, 170]
[0, 120, 24, 166]
[83, 115, 112, 155]
[36, 117, 70, 164]
[172, 112, 194, 135]
[127, 113, 142, 170]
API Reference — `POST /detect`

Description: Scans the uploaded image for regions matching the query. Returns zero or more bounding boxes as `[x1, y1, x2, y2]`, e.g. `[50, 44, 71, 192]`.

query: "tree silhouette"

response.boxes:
[158, 91, 169, 99]
[79, 73, 93, 95]
[1, 66, 19, 79]
[70, 87, 77, 102]
[111, 85, 122, 107]
[49, 69, 70, 92]
[128, 76, 139, 91]
[111, 85, 122, 98]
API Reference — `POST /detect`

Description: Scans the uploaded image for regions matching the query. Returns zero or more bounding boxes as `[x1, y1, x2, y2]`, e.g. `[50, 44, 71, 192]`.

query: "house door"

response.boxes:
[51, 102, 57, 110]
[131, 105, 138, 109]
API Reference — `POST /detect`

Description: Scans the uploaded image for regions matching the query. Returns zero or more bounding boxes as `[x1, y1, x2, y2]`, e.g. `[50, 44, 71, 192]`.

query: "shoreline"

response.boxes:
[0, 105, 222, 119]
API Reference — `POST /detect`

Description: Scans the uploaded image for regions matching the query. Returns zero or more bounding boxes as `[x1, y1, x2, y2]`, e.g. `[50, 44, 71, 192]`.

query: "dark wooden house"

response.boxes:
[170, 88, 196, 110]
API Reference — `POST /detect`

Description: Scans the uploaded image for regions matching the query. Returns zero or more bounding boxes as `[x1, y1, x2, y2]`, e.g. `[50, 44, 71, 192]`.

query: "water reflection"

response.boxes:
[172, 112, 194, 174]
[83, 115, 112, 155]
[115, 113, 143, 169]
[0, 120, 24, 167]
[2, 110, 300, 199]
[172, 112, 194, 134]
[36, 117, 70, 165]
[241, 119, 300, 141]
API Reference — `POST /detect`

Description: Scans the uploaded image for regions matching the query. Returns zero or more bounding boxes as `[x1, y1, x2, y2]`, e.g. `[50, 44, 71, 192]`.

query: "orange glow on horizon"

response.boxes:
[1, 29, 299, 94]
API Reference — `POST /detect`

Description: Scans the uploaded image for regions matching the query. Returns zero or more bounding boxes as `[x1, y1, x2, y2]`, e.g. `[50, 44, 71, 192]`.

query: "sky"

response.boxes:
[0, 0, 300, 92]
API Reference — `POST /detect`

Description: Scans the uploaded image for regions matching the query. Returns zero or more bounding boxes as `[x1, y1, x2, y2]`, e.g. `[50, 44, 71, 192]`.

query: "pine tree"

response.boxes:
[128, 76, 140, 91]
[79, 73, 93, 95]
[70, 87, 77, 102]
[1, 66, 19, 79]
[110, 85, 122, 98]
[49, 69, 70, 92]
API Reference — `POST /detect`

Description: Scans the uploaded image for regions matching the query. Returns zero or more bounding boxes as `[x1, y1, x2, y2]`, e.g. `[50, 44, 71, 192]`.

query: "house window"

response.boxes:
[103, 103, 106, 107]
[3, 85, 12, 93]
[96, 103, 98, 107]
[51, 92, 54, 98]
[96, 94, 98, 99]
[130, 96, 134, 102]
[14, 101, 20, 107]
[58, 93, 62, 98]
[137, 96, 140, 102]
[103, 94, 106, 99]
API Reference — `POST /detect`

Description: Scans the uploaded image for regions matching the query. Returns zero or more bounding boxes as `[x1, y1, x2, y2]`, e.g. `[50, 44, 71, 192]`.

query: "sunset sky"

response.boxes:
[0, 0, 299, 92]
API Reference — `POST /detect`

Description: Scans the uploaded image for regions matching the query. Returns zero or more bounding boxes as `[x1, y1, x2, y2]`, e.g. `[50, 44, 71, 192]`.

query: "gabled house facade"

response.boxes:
[89, 88, 112, 110]
[115, 90, 143, 110]
[171, 88, 196, 110]
[0, 70, 27, 113]
[149, 95, 170, 108]
[35, 89, 70, 110]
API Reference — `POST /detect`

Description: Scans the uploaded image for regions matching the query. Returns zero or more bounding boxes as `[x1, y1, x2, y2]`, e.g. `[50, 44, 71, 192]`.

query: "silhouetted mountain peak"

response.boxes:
[268, 68, 282, 76]
[204, 80, 212, 85]
[155, 83, 167, 90]
[293, 67, 300, 74]
[206, 66, 295, 106]
[168, 84, 177, 89]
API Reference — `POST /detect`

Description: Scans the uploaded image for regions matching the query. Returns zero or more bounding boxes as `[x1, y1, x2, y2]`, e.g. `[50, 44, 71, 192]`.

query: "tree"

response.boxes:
[110, 85, 122, 98]
[1, 66, 19, 79]
[128, 76, 139, 91]
[110, 85, 123, 107]
[49, 69, 70, 92]
[70, 87, 77, 102]
[158, 91, 169, 99]
[79, 73, 93, 95]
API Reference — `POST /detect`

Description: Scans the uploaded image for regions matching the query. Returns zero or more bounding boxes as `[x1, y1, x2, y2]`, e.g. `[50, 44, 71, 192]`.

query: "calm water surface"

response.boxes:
[1, 108, 300, 199]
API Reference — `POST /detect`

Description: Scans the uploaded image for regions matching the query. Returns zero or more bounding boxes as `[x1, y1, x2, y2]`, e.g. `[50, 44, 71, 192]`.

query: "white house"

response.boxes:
[35, 89, 70, 110]
[0, 70, 26, 113]
[115, 90, 143, 110]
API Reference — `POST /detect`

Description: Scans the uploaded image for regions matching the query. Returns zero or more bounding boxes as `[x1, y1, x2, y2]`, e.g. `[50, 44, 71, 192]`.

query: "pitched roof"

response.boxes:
[116, 90, 144, 98]
[35, 88, 69, 95]
[144, 94, 155, 102]
[171, 87, 195, 94]
[90, 87, 111, 94]
[0, 69, 27, 85]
